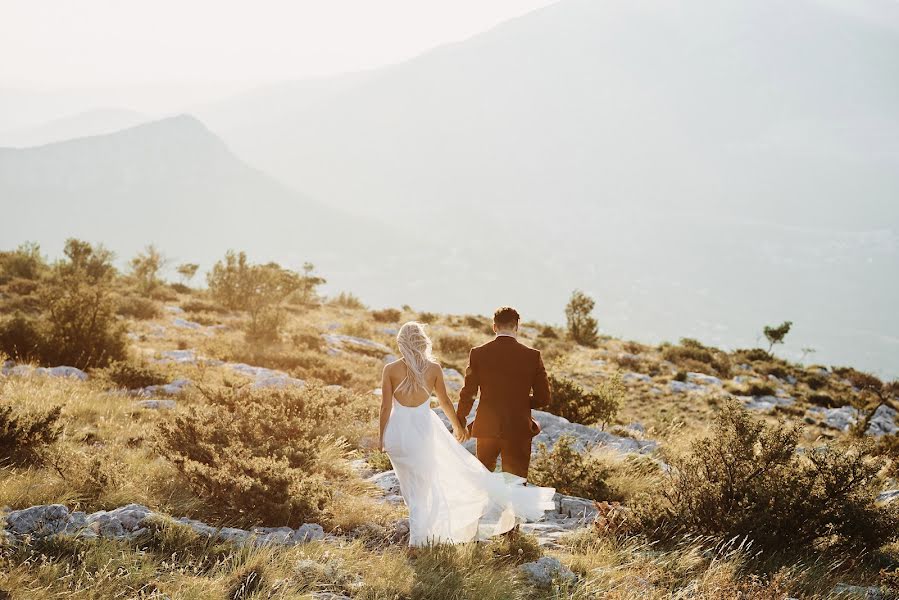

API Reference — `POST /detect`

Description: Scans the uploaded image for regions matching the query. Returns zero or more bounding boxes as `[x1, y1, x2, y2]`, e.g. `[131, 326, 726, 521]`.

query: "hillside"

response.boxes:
[1, 243, 898, 597]
[196, 0, 899, 378]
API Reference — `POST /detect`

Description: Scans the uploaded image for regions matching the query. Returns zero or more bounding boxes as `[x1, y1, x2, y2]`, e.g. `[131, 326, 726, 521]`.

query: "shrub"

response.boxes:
[129, 245, 166, 293]
[329, 292, 365, 309]
[176, 262, 199, 286]
[0, 311, 46, 362]
[99, 360, 168, 390]
[465, 315, 487, 329]
[155, 384, 374, 527]
[641, 400, 898, 551]
[538, 325, 558, 339]
[371, 308, 402, 323]
[244, 306, 287, 346]
[662, 338, 731, 378]
[545, 373, 622, 428]
[733, 348, 772, 363]
[116, 295, 162, 320]
[435, 333, 474, 358]
[0, 242, 45, 283]
[565, 289, 599, 347]
[0, 403, 63, 467]
[38, 239, 127, 369]
[417, 312, 438, 324]
[182, 299, 229, 314]
[529, 436, 615, 500]
[807, 393, 839, 408]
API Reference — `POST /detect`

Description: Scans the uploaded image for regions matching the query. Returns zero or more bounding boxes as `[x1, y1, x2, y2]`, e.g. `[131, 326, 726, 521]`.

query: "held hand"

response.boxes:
[453, 426, 468, 443]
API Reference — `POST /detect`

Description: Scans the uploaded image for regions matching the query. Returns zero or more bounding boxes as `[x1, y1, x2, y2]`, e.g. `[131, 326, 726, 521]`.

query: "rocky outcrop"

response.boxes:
[2, 503, 324, 547]
[740, 395, 795, 411]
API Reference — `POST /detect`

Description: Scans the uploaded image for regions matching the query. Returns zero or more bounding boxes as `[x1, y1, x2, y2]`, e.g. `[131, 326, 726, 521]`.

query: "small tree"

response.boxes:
[565, 290, 599, 347]
[844, 371, 899, 436]
[762, 320, 792, 354]
[207, 251, 304, 344]
[41, 239, 127, 368]
[176, 262, 199, 286]
[297, 262, 326, 305]
[129, 245, 166, 293]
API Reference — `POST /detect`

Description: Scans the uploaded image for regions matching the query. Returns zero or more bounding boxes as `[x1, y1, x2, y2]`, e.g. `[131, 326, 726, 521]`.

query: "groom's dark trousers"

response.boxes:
[456, 335, 552, 480]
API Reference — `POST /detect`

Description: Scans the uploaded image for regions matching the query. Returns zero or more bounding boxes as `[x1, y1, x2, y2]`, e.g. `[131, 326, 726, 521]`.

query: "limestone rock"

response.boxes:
[5, 504, 70, 536]
[866, 405, 898, 436]
[519, 556, 576, 588]
[322, 334, 392, 355]
[741, 395, 795, 411]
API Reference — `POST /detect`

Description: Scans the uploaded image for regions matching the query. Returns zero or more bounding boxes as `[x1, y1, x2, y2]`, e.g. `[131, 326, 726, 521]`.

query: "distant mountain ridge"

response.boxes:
[0, 108, 147, 148]
[0, 114, 419, 292]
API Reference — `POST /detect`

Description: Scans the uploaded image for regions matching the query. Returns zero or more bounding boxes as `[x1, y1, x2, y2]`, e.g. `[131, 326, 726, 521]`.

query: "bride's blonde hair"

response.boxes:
[396, 321, 434, 393]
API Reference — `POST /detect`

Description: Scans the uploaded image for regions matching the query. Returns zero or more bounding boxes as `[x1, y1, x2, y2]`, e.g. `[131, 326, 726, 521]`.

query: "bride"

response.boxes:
[378, 321, 555, 546]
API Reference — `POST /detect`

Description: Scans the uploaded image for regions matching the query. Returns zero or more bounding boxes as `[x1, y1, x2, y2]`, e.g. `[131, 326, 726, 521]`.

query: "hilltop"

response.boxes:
[1, 240, 898, 598]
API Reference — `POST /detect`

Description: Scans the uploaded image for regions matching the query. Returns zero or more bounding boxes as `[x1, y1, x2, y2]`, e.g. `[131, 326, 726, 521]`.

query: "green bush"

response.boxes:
[640, 400, 898, 551]
[39, 239, 127, 369]
[545, 372, 622, 428]
[371, 308, 401, 323]
[0, 242, 45, 283]
[155, 384, 375, 527]
[116, 295, 162, 320]
[329, 292, 365, 309]
[100, 360, 168, 390]
[435, 333, 474, 358]
[662, 338, 732, 378]
[565, 290, 599, 347]
[0, 403, 63, 467]
[529, 435, 615, 500]
[0, 311, 46, 362]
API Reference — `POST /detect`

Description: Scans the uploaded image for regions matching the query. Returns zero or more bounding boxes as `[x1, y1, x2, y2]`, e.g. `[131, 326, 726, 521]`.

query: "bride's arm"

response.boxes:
[378, 366, 393, 451]
[433, 366, 468, 442]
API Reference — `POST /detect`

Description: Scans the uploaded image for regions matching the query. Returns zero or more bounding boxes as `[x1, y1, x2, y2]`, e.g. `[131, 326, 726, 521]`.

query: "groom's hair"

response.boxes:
[493, 306, 520, 328]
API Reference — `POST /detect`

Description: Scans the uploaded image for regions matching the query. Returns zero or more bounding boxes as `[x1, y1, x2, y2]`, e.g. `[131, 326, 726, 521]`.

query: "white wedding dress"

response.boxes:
[383, 393, 556, 546]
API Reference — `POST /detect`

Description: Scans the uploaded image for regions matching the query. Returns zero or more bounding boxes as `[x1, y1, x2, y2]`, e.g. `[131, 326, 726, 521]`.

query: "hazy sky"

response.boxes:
[1, 0, 559, 88]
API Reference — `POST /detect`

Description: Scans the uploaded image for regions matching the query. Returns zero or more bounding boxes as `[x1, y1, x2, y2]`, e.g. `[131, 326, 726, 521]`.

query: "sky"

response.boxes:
[1, 0, 559, 88]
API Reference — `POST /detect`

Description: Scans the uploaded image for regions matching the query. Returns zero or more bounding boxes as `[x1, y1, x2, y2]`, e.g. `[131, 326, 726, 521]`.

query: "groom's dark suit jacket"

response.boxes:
[457, 335, 551, 440]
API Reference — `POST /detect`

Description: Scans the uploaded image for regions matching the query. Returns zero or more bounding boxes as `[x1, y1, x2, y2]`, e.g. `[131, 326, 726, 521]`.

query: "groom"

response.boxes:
[456, 306, 552, 479]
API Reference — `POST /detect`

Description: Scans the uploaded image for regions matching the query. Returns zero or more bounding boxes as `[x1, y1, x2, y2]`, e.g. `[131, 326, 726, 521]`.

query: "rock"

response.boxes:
[349, 458, 375, 479]
[322, 334, 392, 355]
[442, 368, 464, 391]
[3, 503, 324, 548]
[153, 349, 199, 364]
[519, 556, 576, 588]
[226, 363, 305, 390]
[533, 409, 658, 455]
[5, 504, 70, 536]
[830, 583, 883, 599]
[866, 405, 898, 436]
[807, 406, 859, 432]
[135, 399, 177, 410]
[367, 471, 401, 496]
[622, 372, 652, 384]
[137, 378, 192, 398]
[164, 305, 184, 314]
[741, 395, 795, 411]
[686, 372, 722, 386]
[877, 490, 899, 503]
[668, 380, 703, 394]
[627, 422, 645, 433]
[172, 318, 203, 330]
[38, 366, 89, 380]
[1, 363, 88, 381]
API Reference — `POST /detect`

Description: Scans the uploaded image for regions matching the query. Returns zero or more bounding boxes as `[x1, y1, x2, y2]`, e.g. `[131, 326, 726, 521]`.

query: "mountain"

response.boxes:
[195, 0, 899, 376]
[0, 115, 418, 295]
[0, 108, 148, 148]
